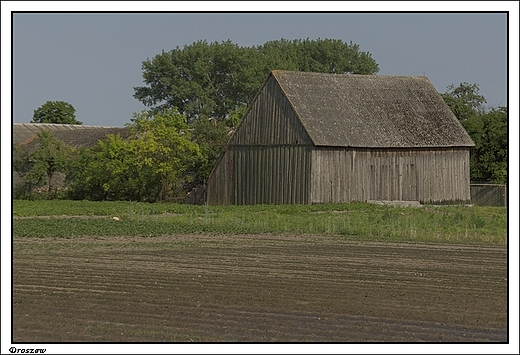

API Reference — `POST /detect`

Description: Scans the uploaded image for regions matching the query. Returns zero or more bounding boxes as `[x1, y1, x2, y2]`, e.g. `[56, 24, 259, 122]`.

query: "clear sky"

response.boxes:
[8, 7, 511, 127]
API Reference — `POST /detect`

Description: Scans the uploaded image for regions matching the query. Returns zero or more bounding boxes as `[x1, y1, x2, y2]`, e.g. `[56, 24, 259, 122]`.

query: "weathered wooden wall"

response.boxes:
[208, 74, 472, 206]
[208, 75, 314, 205]
[207, 150, 234, 205]
[229, 76, 313, 146]
[310, 147, 471, 204]
[231, 145, 311, 205]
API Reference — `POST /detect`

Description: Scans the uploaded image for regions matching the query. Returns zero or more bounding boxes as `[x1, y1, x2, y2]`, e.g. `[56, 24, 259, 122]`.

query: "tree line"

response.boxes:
[14, 38, 506, 201]
[441, 83, 507, 184]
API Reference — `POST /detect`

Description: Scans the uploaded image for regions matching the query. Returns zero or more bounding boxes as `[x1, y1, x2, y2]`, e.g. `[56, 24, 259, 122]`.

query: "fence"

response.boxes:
[470, 184, 507, 207]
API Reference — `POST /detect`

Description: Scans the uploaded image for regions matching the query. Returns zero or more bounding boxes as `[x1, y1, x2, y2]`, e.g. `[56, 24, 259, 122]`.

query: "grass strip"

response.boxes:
[12, 200, 507, 245]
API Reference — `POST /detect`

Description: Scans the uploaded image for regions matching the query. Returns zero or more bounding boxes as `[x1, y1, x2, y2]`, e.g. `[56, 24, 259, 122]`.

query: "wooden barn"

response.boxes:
[207, 70, 475, 205]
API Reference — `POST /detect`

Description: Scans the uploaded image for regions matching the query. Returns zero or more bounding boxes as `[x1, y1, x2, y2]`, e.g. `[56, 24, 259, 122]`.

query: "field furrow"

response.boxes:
[13, 234, 507, 342]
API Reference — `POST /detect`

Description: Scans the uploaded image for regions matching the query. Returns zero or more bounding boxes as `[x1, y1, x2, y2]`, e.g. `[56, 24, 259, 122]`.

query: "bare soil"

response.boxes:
[12, 234, 507, 342]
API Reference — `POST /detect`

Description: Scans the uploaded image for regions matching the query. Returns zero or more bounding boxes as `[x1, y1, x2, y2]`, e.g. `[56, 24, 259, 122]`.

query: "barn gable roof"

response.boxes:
[271, 70, 475, 148]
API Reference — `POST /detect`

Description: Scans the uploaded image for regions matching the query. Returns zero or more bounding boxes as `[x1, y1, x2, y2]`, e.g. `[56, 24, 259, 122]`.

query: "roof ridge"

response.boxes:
[272, 70, 429, 79]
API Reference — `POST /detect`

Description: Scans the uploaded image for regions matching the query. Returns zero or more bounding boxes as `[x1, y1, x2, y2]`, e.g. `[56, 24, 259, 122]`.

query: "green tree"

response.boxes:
[463, 107, 507, 183]
[441, 83, 487, 122]
[13, 143, 38, 199]
[259, 38, 379, 75]
[441, 83, 507, 183]
[190, 117, 232, 186]
[31, 101, 82, 125]
[14, 131, 74, 198]
[133, 38, 379, 122]
[68, 110, 202, 202]
[65, 146, 102, 200]
[128, 109, 203, 200]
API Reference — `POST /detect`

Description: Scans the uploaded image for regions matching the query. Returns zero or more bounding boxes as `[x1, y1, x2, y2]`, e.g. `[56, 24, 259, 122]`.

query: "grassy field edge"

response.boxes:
[12, 200, 507, 245]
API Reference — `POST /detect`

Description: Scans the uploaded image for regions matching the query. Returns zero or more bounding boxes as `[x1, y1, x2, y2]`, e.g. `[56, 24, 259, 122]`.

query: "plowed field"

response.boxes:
[13, 234, 507, 342]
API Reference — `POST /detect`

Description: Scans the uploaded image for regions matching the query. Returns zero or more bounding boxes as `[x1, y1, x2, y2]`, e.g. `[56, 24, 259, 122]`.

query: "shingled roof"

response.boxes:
[13, 123, 129, 148]
[271, 70, 475, 148]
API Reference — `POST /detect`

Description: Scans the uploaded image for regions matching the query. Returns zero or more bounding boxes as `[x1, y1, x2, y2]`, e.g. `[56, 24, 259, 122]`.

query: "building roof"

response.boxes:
[271, 70, 475, 148]
[13, 123, 129, 148]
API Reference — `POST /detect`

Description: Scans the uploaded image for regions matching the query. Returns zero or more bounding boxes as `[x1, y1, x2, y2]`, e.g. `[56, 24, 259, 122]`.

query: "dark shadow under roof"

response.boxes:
[272, 71, 475, 148]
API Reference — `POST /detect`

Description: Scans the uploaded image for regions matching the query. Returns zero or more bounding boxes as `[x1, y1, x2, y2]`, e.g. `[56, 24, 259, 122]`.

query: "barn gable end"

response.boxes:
[209, 75, 313, 205]
[230, 75, 313, 146]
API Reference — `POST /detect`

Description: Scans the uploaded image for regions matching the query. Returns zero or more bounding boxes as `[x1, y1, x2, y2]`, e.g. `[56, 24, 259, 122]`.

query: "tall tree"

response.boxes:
[441, 83, 507, 183]
[463, 107, 507, 183]
[133, 38, 379, 123]
[259, 38, 379, 74]
[31, 101, 82, 125]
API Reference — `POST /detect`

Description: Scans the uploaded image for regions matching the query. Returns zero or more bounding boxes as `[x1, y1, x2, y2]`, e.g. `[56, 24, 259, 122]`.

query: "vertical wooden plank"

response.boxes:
[354, 150, 358, 202]
[239, 147, 244, 205]
[374, 151, 379, 200]
[280, 146, 285, 204]
[318, 149, 324, 204]
[253, 148, 258, 205]
[330, 150, 335, 203]
[306, 147, 311, 204]
[377, 151, 381, 200]
[284, 146, 288, 204]
[296, 147, 301, 204]
[327, 150, 331, 203]
[331, 150, 335, 203]
[335, 149, 341, 202]
[421, 150, 427, 203]
[294, 147, 299, 204]
[277, 146, 282, 204]
[285, 146, 290, 205]
[398, 151, 403, 201]
[291, 147, 296, 204]
[235, 148, 241, 205]
[312, 149, 318, 204]
[245, 147, 250, 205]
[341, 149, 346, 202]
[257, 147, 262, 204]
[242, 147, 246, 205]
[347, 149, 351, 202]
[446, 150, 451, 202]
[307, 147, 313, 204]
[415, 150, 421, 203]
[264, 147, 269, 204]
[299, 147, 304, 204]
[267, 147, 272, 204]
[316, 149, 325, 203]
[304, 146, 310, 204]
[357, 149, 362, 201]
